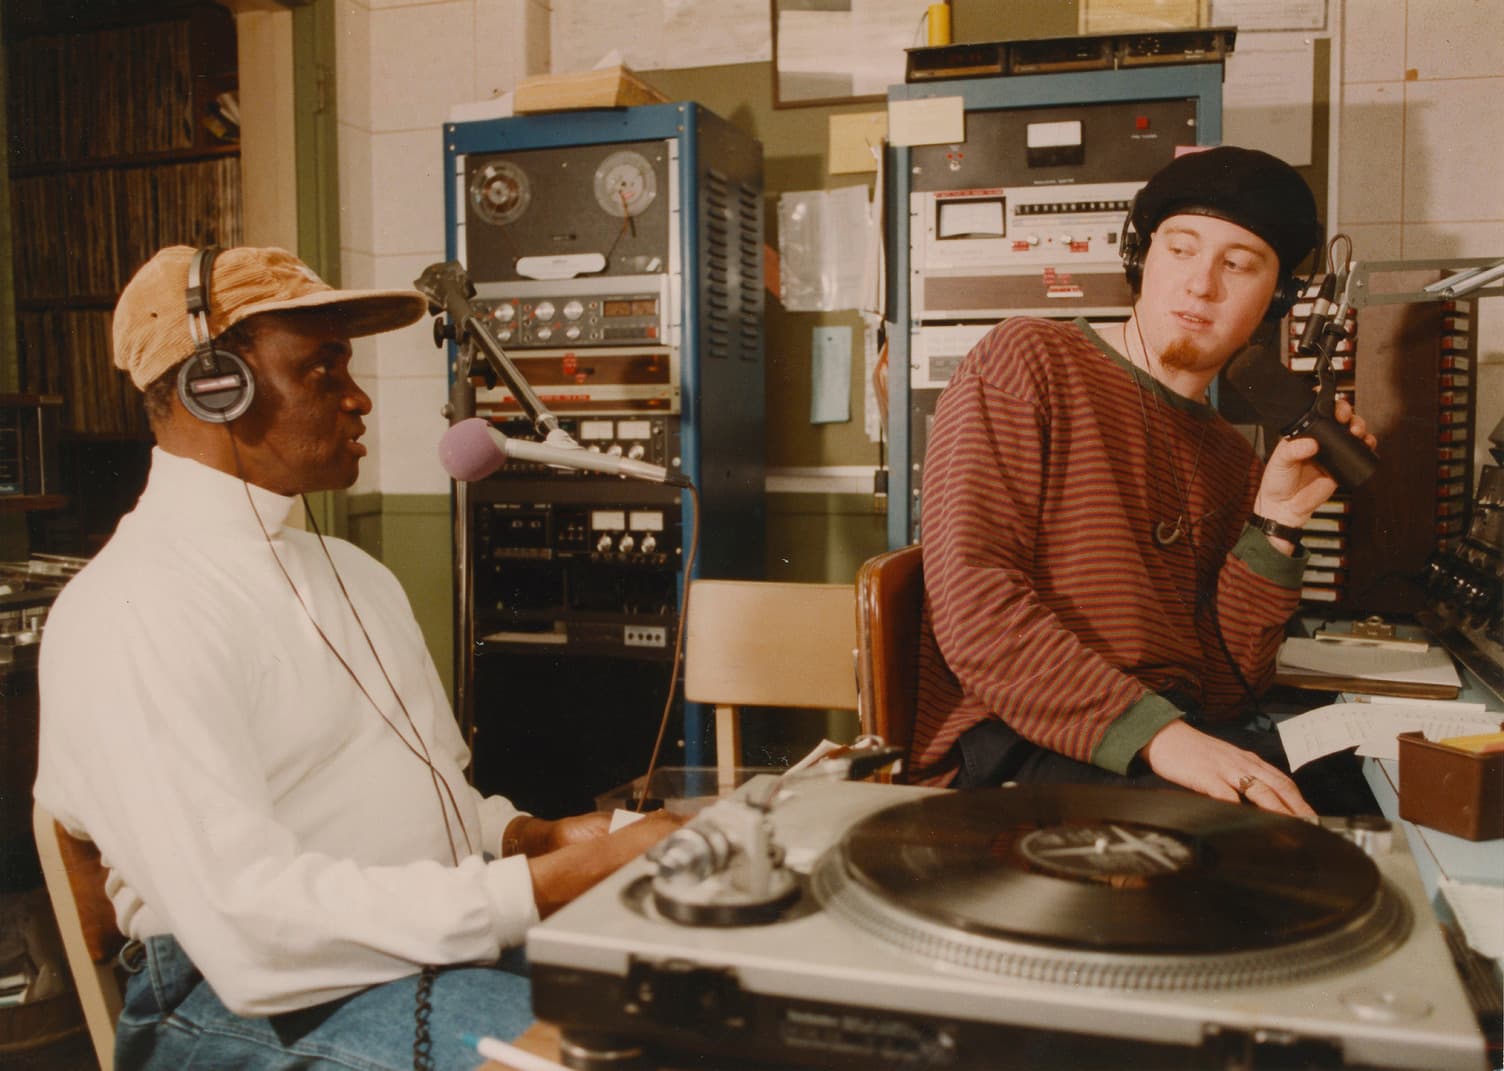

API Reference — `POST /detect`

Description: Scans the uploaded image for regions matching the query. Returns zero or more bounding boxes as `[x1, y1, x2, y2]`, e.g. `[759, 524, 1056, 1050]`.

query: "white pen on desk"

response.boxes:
[462, 1033, 571, 1071]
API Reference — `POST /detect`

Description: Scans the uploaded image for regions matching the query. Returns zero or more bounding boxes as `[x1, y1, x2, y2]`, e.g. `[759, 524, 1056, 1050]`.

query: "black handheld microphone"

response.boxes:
[1295, 273, 1338, 357]
[1223, 346, 1379, 489]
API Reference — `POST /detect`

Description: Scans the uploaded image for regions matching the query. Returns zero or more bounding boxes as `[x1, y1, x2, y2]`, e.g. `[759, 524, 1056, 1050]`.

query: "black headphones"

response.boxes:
[178, 246, 255, 423]
[1118, 197, 1308, 323]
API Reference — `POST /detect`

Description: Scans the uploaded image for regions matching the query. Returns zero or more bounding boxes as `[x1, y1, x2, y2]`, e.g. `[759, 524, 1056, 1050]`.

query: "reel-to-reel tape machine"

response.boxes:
[527, 775, 1488, 1070]
[460, 138, 679, 416]
[444, 105, 766, 813]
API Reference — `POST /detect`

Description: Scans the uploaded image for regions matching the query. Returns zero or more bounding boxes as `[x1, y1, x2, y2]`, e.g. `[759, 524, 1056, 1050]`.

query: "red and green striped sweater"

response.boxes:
[912, 317, 1305, 783]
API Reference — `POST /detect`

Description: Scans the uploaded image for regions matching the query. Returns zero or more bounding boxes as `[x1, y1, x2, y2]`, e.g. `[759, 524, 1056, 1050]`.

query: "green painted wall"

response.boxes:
[768, 490, 885, 585]
[347, 493, 455, 702]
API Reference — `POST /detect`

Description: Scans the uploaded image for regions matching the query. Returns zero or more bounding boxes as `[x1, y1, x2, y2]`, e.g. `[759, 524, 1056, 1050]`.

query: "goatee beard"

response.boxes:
[1158, 336, 1210, 373]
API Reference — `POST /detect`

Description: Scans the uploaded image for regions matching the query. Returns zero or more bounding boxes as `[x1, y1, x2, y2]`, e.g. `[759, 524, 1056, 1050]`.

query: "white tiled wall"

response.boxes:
[335, 0, 548, 496]
[1340, 0, 1504, 457]
[337, 0, 1504, 492]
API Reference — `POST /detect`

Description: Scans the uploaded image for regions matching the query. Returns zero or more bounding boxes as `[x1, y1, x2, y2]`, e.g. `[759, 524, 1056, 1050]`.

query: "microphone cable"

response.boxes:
[1127, 311, 1269, 723]
[632, 480, 701, 812]
[226, 427, 473, 865]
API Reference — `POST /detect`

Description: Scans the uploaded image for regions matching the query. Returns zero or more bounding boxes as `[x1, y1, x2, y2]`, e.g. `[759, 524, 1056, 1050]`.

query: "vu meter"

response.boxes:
[593, 150, 657, 217]
[469, 159, 531, 226]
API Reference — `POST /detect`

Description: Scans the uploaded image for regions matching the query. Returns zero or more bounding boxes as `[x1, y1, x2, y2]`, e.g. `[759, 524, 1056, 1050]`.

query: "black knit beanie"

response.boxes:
[1131, 146, 1321, 274]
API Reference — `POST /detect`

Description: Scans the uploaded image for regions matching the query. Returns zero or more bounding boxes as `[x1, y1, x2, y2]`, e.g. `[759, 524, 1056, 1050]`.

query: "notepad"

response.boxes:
[1275, 637, 1462, 699]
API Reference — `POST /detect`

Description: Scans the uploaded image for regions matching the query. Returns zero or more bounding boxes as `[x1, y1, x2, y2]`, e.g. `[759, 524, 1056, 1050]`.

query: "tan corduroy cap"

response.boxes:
[112, 245, 430, 389]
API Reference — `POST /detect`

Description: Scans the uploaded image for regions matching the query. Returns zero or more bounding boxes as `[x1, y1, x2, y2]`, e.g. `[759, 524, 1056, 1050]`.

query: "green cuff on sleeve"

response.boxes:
[1090, 692, 1185, 776]
[1231, 524, 1307, 589]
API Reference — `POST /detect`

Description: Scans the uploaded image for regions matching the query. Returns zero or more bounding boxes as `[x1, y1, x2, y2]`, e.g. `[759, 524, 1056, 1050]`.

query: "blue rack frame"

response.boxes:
[443, 103, 765, 770]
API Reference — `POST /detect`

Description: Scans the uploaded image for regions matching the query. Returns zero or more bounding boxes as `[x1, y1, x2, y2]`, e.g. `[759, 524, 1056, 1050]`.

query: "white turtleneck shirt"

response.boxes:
[34, 447, 536, 1016]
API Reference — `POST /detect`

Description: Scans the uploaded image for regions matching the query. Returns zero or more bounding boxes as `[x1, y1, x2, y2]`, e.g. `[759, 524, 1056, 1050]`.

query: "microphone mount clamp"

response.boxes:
[415, 260, 578, 447]
[1291, 268, 1359, 440]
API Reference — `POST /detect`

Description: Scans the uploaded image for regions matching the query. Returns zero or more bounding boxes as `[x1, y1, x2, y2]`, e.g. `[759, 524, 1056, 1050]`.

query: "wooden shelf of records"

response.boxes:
[1284, 271, 1477, 615]
[4, 1, 241, 437]
[4, 2, 238, 167]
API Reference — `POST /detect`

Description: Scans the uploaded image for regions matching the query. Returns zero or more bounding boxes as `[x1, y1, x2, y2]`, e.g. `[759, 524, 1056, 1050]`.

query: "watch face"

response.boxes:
[593, 151, 657, 218]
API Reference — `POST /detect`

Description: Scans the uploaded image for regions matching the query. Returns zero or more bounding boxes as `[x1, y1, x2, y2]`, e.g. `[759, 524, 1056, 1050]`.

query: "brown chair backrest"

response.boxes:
[34, 803, 125, 1071]
[855, 544, 924, 774]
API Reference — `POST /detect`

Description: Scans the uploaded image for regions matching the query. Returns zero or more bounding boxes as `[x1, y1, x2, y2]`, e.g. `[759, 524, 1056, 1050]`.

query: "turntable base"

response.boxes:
[528, 779, 1487, 1071]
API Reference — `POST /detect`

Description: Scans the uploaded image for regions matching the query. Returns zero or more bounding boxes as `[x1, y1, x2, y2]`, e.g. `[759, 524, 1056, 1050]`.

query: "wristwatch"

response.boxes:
[1249, 512, 1304, 549]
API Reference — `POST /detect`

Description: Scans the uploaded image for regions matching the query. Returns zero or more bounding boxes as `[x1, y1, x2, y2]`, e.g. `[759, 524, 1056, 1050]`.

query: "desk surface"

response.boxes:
[478, 1021, 560, 1070]
[1364, 757, 1504, 891]
[1356, 637, 1504, 901]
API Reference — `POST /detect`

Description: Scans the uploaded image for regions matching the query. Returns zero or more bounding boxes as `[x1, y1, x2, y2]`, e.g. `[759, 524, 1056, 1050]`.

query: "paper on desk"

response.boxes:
[1276, 637, 1462, 687]
[1440, 879, 1504, 959]
[1277, 701, 1499, 769]
[608, 808, 647, 833]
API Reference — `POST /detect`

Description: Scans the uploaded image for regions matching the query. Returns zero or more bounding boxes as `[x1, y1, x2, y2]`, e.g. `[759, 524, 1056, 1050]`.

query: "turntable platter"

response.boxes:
[816, 786, 1409, 990]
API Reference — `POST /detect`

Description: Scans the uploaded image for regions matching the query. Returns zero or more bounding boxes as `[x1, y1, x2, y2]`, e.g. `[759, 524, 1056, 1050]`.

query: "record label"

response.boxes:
[1017, 822, 1194, 883]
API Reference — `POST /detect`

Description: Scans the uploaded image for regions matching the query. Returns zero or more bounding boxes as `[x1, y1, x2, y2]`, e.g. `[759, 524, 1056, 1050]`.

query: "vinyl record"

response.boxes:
[836, 785, 1382, 955]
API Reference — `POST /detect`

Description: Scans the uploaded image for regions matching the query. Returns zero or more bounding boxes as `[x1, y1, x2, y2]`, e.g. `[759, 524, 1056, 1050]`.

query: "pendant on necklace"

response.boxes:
[1153, 520, 1184, 548]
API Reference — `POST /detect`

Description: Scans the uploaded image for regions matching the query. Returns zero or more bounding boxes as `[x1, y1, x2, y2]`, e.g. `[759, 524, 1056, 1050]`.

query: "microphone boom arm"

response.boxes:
[416, 260, 575, 445]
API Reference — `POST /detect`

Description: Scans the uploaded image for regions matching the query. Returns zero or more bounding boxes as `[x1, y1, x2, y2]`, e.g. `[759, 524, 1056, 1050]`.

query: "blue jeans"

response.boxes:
[115, 935, 534, 1071]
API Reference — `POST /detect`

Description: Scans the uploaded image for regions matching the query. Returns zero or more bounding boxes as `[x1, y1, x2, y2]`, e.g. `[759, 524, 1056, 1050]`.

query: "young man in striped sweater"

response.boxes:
[911, 146, 1377, 817]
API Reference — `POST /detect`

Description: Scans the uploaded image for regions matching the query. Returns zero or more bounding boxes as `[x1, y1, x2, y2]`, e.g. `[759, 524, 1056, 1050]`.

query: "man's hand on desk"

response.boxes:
[1141, 720, 1316, 818]
[526, 809, 686, 918]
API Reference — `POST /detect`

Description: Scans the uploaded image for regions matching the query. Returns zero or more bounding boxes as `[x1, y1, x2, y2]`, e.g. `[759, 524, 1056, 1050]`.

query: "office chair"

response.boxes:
[855, 544, 924, 782]
[683, 579, 859, 788]
[33, 803, 124, 1071]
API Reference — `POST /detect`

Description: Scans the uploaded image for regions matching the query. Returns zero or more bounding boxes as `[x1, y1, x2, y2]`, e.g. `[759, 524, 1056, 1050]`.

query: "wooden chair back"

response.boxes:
[683, 580, 858, 787]
[33, 803, 124, 1071]
[855, 544, 924, 777]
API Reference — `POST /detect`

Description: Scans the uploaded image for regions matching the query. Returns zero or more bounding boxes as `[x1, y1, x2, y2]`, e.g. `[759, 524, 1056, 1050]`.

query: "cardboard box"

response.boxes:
[514, 66, 668, 114]
[1397, 731, 1504, 840]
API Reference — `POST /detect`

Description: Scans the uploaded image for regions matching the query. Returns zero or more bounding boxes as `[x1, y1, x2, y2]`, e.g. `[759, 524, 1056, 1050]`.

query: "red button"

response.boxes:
[1135, 116, 1150, 130]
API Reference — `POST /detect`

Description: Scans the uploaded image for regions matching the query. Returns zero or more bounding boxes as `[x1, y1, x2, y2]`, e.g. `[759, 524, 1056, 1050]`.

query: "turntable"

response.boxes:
[527, 774, 1488, 1070]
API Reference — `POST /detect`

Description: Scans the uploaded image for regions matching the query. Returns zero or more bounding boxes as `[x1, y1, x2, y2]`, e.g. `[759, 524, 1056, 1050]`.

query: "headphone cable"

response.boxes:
[225, 428, 472, 865]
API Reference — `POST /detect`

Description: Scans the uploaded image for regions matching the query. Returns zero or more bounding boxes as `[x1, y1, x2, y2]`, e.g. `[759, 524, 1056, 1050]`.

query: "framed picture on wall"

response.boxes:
[772, 0, 940, 108]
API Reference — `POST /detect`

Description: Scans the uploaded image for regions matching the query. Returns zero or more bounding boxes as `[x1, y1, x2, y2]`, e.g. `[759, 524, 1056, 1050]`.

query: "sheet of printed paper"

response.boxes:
[1440, 879, 1504, 959]
[1277, 701, 1498, 769]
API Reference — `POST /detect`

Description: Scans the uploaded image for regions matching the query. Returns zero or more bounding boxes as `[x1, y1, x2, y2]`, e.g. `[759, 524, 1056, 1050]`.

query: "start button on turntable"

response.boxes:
[1340, 986, 1435, 1023]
